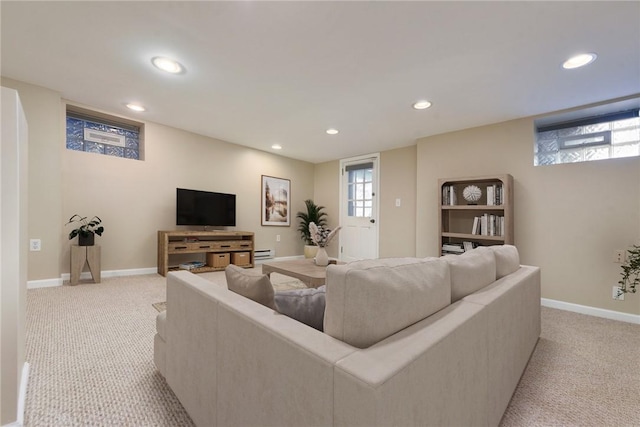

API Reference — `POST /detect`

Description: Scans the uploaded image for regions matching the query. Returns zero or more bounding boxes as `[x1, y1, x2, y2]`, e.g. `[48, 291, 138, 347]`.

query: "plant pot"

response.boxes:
[78, 233, 95, 246]
[304, 245, 318, 259]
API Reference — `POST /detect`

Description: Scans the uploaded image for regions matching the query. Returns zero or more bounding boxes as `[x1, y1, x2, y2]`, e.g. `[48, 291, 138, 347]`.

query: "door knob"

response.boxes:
[370, 219, 376, 223]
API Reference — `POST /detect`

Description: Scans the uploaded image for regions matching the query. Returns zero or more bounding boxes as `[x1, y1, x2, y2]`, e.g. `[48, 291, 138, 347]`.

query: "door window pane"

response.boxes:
[346, 162, 373, 218]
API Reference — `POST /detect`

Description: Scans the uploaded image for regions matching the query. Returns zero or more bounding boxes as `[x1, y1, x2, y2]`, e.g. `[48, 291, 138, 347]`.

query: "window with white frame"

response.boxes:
[535, 108, 639, 166]
[66, 106, 143, 160]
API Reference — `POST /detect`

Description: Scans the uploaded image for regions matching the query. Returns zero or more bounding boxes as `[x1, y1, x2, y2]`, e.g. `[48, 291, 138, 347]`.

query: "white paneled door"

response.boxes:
[339, 154, 379, 262]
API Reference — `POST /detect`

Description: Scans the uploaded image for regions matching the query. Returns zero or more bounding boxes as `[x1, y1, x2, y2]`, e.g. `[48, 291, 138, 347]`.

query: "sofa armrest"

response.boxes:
[334, 301, 491, 427]
[462, 265, 541, 425]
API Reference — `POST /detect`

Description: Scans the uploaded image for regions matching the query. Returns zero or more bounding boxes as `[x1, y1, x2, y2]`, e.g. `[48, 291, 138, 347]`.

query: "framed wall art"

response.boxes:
[261, 175, 290, 226]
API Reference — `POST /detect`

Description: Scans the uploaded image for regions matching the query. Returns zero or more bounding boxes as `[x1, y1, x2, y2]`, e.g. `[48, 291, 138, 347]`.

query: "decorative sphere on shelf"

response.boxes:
[462, 185, 482, 203]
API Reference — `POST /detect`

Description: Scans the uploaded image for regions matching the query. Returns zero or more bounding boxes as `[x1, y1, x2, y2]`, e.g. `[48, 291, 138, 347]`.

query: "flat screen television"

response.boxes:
[176, 188, 236, 227]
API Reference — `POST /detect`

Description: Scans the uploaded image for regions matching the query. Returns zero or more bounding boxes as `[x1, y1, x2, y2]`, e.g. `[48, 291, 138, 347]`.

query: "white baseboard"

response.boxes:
[2, 362, 30, 426]
[541, 298, 640, 324]
[27, 267, 157, 289]
[26, 278, 63, 289]
[17, 362, 29, 426]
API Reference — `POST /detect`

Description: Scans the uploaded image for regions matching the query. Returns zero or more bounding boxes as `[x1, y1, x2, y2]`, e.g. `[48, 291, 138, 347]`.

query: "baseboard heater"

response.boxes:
[254, 249, 275, 261]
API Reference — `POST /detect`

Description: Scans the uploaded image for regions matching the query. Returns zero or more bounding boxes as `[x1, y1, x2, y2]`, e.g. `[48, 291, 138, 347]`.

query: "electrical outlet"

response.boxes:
[276, 234, 281, 242]
[395, 198, 401, 207]
[612, 286, 624, 301]
[613, 249, 625, 263]
[30, 239, 41, 251]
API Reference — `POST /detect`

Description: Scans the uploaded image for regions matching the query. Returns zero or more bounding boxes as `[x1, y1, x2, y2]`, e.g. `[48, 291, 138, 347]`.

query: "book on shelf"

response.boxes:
[471, 217, 480, 235]
[179, 261, 206, 270]
[463, 241, 477, 251]
[442, 243, 464, 253]
[442, 241, 479, 255]
[486, 183, 503, 206]
[472, 214, 504, 236]
[442, 185, 457, 206]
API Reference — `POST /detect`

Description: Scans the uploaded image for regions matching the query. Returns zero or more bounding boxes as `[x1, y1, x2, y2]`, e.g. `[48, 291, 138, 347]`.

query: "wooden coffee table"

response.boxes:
[261, 259, 341, 288]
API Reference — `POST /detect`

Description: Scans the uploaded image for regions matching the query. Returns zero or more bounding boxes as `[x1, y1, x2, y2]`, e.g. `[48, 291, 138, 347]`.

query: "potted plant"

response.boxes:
[66, 214, 104, 246]
[296, 199, 327, 258]
[618, 245, 639, 296]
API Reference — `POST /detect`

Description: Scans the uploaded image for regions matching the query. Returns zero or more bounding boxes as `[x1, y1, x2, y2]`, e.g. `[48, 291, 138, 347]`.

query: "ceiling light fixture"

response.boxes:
[326, 128, 339, 135]
[562, 53, 597, 70]
[125, 103, 146, 112]
[151, 56, 185, 74]
[271, 144, 282, 150]
[413, 100, 432, 110]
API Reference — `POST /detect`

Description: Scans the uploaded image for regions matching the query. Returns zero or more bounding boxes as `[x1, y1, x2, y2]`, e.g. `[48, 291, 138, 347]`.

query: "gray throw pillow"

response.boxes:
[225, 264, 275, 310]
[274, 285, 326, 331]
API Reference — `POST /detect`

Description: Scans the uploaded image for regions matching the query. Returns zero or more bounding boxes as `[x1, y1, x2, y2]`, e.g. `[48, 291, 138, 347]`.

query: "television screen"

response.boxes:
[176, 188, 236, 227]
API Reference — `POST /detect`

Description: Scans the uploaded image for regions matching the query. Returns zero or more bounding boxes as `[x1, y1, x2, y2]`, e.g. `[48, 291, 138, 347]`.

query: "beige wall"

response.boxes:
[379, 146, 417, 258]
[2, 78, 315, 280]
[61, 113, 314, 273]
[1, 78, 63, 281]
[313, 160, 340, 257]
[416, 117, 640, 315]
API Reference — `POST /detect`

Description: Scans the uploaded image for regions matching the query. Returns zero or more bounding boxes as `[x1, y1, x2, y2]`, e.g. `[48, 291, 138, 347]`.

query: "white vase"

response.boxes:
[304, 245, 318, 259]
[314, 247, 329, 266]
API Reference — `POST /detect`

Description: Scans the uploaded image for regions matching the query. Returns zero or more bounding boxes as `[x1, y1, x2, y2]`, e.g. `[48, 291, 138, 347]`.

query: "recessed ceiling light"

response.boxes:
[271, 144, 282, 150]
[413, 100, 432, 110]
[562, 53, 597, 70]
[151, 56, 185, 74]
[126, 103, 146, 112]
[326, 128, 339, 135]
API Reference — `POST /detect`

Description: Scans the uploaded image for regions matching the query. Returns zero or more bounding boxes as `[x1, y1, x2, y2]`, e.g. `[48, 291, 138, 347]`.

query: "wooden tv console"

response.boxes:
[157, 230, 254, 277]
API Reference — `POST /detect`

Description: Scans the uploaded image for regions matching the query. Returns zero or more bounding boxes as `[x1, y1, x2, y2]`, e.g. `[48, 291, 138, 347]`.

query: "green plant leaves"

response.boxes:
[296, 200, 328, 245]
[618, 245, 640, 294]
[65, 214, 104, 240]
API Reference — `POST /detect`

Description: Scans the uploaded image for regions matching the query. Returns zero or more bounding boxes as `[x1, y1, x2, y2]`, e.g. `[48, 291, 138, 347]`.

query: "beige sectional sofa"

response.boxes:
[154, 245, 540, 427]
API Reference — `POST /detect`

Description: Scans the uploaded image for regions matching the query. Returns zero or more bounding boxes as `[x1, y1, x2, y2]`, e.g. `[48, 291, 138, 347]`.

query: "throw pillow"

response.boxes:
[274, 286, 326, 331]
[225, 264, 275, 310]
[491, 244, 520, 279]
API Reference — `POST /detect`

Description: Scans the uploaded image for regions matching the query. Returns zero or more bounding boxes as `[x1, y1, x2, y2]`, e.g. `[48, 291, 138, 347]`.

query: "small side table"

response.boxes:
[70, 245, 101, 285]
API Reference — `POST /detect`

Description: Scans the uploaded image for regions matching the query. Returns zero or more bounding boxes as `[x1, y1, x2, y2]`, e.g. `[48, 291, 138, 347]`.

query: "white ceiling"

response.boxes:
[2, 1, 639, 164]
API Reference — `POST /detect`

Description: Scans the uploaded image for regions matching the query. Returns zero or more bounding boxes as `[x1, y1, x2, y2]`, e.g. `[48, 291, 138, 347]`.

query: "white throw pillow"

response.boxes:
[225, 264, 275, 310]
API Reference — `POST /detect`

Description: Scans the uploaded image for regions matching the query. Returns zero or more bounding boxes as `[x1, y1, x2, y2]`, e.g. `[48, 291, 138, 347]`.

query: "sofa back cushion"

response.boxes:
[324, 258, 451, 348]
[444, 247, 497, 303]
[491, 245, 520, 278]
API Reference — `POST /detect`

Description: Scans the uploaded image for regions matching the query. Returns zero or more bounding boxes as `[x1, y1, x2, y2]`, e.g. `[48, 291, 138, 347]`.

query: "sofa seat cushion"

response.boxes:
[324, 258, 451, 349]
[491, 244, 520, 278]
[156, 310, 167, 341]
[225, 264, 276, 310]
[444, 247, 497, 303]
[274, 285, 326, 331]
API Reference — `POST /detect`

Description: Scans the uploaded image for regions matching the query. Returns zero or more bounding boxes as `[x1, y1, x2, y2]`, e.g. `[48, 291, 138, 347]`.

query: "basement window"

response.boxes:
[534, 104, 640, 166]
[66, 106, 143, 160]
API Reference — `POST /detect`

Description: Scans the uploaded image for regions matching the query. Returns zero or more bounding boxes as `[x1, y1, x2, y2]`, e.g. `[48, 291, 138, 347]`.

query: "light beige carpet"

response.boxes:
[24, 272, 640, 426]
